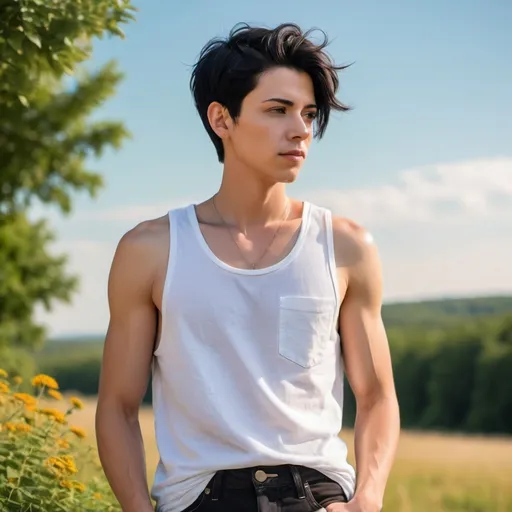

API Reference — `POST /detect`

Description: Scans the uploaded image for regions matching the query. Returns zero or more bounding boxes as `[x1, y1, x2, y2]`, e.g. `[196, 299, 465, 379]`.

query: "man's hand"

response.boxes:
[326, 494, 382, 512]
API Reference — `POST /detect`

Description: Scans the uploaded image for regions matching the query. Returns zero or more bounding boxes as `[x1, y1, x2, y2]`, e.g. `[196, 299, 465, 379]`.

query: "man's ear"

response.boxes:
[207, 102, 232, 140]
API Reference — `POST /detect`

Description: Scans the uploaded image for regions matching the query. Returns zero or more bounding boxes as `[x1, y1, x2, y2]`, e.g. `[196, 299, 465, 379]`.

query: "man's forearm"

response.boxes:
[352, 393, 400, 509]
[96, 403, 154, 512]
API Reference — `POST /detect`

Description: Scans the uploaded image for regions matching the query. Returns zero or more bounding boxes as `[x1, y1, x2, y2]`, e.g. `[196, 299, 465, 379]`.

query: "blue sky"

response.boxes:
[36, 1, 512, 336]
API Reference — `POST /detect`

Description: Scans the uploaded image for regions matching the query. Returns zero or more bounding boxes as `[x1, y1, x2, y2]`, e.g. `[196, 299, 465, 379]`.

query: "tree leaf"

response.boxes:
[6, 466, 20, 480]
[26, 32, 42, 49]
[18, 95, 29, 107]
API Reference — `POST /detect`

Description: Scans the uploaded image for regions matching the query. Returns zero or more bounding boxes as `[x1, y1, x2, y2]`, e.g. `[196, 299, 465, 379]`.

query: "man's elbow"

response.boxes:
[95, 395, 139, 432]
[355, 379, 398, 411]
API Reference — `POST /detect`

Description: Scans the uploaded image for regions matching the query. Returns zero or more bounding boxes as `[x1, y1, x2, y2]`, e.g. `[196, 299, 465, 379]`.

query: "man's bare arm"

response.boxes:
[335, 219, 400, 511]
[95, 224, 161, 512]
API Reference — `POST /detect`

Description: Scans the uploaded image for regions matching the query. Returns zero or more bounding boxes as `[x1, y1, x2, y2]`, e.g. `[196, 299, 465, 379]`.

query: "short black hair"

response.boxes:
[190, 23, 351, 163]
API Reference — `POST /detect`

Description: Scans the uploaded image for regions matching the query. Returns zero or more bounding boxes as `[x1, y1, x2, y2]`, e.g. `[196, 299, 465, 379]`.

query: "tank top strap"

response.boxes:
[307, 203, 340, 305]
[161, 205, 190, 317]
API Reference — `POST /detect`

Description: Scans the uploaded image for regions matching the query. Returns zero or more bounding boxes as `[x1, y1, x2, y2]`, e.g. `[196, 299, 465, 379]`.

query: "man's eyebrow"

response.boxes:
[262, 97, 318, 109]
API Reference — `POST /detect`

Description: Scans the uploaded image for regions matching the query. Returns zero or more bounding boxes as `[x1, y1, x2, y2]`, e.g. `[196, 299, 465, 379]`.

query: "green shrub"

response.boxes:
[0, 369, 119, 511]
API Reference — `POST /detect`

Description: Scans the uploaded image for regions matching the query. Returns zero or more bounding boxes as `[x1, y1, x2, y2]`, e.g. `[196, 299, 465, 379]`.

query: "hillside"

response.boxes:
[45, 294, 512, 351]
[381, 295, 512, 328]
[33, 294, 512, 434]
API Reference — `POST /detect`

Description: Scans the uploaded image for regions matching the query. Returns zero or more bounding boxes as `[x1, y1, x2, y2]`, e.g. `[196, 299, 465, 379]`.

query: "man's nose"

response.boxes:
[289, 116, 310, 140]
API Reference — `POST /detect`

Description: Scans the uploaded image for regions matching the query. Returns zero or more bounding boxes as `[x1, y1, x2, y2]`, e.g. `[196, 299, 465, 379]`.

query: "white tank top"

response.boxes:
[150, 202, 356, 512]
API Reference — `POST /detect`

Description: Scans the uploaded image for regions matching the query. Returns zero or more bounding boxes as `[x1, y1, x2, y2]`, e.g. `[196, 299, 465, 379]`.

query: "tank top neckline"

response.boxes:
[185, 201, 313, 276]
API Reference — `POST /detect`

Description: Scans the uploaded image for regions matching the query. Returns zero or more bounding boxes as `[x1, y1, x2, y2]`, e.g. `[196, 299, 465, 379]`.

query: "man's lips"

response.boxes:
[279, 150, 305, 159]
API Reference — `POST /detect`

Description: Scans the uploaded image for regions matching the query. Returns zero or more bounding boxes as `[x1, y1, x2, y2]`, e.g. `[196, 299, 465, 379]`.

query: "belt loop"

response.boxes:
[210, 470, 225, 501]
[289, 465, 306, 499]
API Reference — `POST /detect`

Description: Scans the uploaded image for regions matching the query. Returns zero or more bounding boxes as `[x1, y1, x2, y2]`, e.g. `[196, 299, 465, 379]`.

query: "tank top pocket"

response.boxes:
[278, 296, 335, 368]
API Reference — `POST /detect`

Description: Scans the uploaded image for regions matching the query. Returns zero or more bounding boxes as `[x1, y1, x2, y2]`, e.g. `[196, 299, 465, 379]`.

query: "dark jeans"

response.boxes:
[180, 464, 348, 512]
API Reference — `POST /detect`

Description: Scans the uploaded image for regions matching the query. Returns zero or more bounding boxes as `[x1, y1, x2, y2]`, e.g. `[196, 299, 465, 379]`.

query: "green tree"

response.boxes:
[391, 335, 438, 428]
[420, 326, 484, 430]
[0, 0, 136, 349]
[467, 315, 512, 433]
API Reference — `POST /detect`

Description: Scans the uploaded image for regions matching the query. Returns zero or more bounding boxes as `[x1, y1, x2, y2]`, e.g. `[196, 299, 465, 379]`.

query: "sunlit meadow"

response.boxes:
[2, 369, 512, 511]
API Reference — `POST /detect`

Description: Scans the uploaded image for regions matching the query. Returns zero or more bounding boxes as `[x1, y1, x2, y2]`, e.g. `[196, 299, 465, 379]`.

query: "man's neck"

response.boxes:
[214, 170, 289, 231]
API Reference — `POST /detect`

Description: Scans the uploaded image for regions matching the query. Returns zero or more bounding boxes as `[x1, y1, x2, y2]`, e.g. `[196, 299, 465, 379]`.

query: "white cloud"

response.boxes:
[74, 197, 198, 223]
[306, 157, 512, 226]
[35, 157, 512, 336]
[35, 240, 115, 337]
[74, 157, 512, 228]
[379, 232, 512, 301]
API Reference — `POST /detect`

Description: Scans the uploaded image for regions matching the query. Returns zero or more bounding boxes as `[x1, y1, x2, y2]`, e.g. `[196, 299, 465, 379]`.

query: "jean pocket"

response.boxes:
[305, 476, 348, 508]
[180, 492, 206, 512]
[303, 480, 325, 510]
[278, 296, 335, 368]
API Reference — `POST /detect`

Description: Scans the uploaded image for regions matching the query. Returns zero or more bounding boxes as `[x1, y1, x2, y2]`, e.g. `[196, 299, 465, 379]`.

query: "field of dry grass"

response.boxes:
[72, 398, 512, 512]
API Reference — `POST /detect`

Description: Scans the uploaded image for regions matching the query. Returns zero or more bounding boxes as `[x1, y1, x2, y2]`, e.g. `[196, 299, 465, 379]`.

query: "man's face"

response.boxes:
[223, 66, 317, 183]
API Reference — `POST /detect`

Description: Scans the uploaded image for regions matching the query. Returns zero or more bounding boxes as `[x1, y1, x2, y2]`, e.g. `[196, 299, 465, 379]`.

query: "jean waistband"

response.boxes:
[208, 464, 323, 501]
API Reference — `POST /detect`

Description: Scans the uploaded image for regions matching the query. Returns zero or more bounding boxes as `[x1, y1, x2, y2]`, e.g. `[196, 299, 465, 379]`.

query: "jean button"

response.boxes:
[254, 470, 268, 482]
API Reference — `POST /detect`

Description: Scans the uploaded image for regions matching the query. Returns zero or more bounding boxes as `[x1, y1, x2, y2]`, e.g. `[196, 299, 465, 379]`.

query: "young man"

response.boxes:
[96, 23, 400, 512]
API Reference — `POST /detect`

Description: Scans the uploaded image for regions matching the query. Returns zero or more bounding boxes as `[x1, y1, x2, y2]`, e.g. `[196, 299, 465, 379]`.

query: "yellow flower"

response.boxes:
[69, 396, 84, 410]
[93, 492, 103, 500]
[69, 426, 86, 439]
[23, 402, 36, 414]
[3, 422, 31, 433]
[45, 455, 78, 476]
[48, 389, 63, 401]
[60, 480, 86, 492]
[0, 382, 9, 394]
[73, 481, 86, 493]
[32, 373, 59, 390]
[45, 457, 66, 475]
[60, 455, 78, 474]
[13, 376, 23, 385]
[57, 438, 70, 449]
[38, 407, 67, 424]
[13, 392, 37, 408]
[0, 369, 8, 378]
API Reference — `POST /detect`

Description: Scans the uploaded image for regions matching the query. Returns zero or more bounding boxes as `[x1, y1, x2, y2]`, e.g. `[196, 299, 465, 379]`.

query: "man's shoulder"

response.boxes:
[329, 214, 378, 268]
[306, 201, 372, 245]
[331, 214, 375, 251]
[115, 215, 170, 266]
[121, 214, 169, 245]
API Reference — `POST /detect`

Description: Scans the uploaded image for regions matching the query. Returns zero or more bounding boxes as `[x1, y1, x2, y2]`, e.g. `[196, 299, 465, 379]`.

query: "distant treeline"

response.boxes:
[343, 312, 512, 434]
[35, 296, 512, 434]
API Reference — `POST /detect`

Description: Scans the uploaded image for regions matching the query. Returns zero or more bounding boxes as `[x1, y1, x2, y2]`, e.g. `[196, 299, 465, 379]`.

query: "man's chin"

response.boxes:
[257, 164, 302, 185]
[273, 164, 302, 184]
[280, 168, 301, 184]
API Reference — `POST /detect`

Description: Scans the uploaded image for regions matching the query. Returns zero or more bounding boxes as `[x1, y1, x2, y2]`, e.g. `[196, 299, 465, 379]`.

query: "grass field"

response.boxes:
[70, 398, 512, 512]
